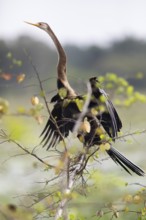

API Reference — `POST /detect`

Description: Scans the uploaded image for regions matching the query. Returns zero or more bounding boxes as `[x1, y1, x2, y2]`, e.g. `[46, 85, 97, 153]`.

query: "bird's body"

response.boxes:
[41, 76, 121, 149]
[26, 21, 145, 176]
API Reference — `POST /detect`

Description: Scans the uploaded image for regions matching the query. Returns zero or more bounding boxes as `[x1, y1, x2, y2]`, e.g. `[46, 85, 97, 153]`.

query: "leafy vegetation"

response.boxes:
[1, 37, 146, 93]
[0, 44, 146, 219]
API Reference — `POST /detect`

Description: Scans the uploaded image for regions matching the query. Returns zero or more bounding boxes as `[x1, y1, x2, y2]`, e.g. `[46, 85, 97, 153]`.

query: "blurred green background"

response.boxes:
[1, 1, 146, 217]
[0, 35, 146, 219]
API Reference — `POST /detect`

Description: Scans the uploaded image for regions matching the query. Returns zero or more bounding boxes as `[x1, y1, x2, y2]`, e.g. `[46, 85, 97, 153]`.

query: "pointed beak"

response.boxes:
[24, 21, 40, 27]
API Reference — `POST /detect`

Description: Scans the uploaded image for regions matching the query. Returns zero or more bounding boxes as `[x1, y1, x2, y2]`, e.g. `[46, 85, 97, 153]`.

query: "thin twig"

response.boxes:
[11, 139, 55, 169]
[127, 182, 146, 188]
[115, 129, 146, 141]
[54, 82, 92, 220]
[73, 82, 92, 133]
[0, 130, 55, 169]
[76, 147, 100, 174]
[24, 49, 67, 151]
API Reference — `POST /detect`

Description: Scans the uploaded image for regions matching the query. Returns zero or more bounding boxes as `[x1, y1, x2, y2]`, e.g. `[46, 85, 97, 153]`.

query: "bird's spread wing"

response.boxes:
[40, 102, 65, 149]
[77, 115, 145, 176]
[40, 99, 81, 149]
[98, 89, 122, 138]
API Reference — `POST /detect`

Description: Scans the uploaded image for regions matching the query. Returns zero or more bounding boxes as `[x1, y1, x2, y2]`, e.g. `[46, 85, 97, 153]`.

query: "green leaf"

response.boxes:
[6, 52, 12, 59]
[117, 77, 129, 87]
[106, 73, 118, 82]
[69, 213, 76, 220]
[75, 98, 84, 111]
[135, 72, 144, 79]
[127, 85, 134, 95]
[58, 88, 67, 98]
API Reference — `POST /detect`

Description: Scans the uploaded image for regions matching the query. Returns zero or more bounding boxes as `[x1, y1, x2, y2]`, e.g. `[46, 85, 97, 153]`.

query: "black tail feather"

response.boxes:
[106, 146, 145, 176]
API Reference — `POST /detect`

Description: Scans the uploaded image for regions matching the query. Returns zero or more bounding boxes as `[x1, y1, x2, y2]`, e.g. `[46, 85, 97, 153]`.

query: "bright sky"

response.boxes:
[1, 0, 146, 46]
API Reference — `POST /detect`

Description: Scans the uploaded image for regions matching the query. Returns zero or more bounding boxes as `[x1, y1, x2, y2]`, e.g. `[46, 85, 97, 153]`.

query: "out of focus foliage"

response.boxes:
[0, 37, 146, 219]
[0, 71, 146, 219]
[0, 37, 146, 93]
[98, 73, 146, 107]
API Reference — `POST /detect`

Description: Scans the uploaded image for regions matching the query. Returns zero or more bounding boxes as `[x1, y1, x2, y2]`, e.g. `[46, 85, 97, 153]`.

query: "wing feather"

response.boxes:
[99, 88, 122, 138]
[40, 99, 81, 149]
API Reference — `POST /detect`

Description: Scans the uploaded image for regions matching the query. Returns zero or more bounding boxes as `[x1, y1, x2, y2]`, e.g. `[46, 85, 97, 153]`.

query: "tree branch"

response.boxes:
[0, 129, 55, 169]
[24, 50, 67, 151]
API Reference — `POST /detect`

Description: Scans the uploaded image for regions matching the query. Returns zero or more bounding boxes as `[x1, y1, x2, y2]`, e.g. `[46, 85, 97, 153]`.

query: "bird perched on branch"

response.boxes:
[26, 21, 145, 176]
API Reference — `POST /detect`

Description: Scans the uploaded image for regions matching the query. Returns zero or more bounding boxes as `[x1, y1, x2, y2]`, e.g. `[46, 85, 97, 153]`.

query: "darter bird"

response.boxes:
[26, 21, 145, 176]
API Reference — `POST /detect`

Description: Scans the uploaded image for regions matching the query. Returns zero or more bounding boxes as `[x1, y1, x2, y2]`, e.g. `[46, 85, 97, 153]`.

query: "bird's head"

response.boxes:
[89, 77, 98, 82]
[25, 21, 50, 31]
[89, 77, 100, 88]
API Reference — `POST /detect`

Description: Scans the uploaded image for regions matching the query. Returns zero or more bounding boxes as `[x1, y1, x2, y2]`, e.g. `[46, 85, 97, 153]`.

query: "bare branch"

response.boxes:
[127, 182, 146, 188]
[54, 82, 92, 220]
[73, 82, 92, 133]
[115, 129, 146, 141]
[24, 49, 67, 151]
[0, 130, 55, 169]
[12, 140, 55, 169]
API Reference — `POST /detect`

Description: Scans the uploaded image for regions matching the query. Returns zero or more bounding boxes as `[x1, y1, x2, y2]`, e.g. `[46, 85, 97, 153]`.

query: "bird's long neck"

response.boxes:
[47, 27, 77, 97]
